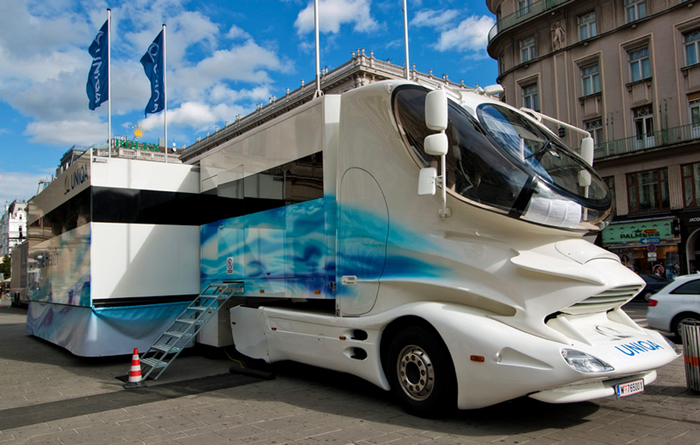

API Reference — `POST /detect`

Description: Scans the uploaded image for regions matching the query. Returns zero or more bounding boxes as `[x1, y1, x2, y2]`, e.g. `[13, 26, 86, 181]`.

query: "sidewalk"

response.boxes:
[1, 304, 700, 444]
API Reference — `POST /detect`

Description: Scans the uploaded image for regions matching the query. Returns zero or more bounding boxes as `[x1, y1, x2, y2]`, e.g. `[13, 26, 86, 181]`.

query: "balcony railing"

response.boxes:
[488, 0, 570, 43]
[594, 123, 700, 160]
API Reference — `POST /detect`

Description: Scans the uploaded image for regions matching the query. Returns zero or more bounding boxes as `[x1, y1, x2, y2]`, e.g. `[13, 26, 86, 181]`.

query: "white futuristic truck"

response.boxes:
[192, 78, 680, 416]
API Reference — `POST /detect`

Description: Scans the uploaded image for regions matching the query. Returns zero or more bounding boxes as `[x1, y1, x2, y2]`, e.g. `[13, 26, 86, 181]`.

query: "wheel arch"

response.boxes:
[671, 311, 700, 335]
[379, 315, 456, 379]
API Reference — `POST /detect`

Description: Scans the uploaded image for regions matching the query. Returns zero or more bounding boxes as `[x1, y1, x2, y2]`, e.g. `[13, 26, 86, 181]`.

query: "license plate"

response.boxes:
[615, 379, 644, 398]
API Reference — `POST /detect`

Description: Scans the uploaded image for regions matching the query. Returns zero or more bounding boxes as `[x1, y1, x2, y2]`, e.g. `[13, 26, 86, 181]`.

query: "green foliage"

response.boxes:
[0, 255, 11, 279]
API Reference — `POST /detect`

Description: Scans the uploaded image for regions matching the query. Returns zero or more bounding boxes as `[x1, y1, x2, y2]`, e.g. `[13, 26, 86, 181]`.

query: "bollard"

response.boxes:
[680, 320, 700, 394]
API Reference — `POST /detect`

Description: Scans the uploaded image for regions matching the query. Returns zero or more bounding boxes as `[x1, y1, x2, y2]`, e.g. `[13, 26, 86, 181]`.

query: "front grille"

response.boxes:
[561, 285, 643, 315]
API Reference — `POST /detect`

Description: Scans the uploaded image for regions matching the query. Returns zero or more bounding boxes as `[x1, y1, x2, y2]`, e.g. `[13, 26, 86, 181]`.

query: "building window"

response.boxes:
[682, 162, 700, 208]
[584, 118, 604, 145]
[627, 168, 669, 213]
[520, 37, 536, 63]
[625, 0, 646, 23]
[633, 105, 655, 149]
[581, 64, 601, 96]
[522, 84, 539, 111]
[603, 176, 616, 208]
[690, 99, 700, 139]
[629, 47, 651, 82]
[685, 30, 700, 66]
[518, 0, 532, 17]
[578, 12, 597, 41]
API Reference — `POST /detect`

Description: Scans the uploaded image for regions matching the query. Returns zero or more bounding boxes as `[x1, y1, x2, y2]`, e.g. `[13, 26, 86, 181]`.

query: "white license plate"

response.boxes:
[615, 379, 644, 398]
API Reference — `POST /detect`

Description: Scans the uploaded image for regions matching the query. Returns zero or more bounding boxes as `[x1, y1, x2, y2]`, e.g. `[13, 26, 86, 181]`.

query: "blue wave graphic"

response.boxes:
[200, 196, 451, 300]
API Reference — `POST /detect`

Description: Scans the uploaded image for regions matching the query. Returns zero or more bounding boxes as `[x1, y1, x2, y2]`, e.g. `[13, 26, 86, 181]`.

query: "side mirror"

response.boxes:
[424, 133, 448, 156]
[425, 90, 448, 131]
[578, 170, 592, 187]
[418, 167, 437, 196]
[580, 137, 594, 166]
[483, 84, 504, 97]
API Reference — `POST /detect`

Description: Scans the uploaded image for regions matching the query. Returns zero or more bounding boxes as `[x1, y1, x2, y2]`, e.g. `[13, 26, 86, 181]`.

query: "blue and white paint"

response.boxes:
[201, 198, 336, 297]
[30, 224, 92, 307]
[200, 195, 451, 304]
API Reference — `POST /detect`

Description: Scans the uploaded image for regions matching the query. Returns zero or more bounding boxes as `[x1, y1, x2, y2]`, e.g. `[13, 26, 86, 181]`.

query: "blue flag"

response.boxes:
[140, 30, 165, 115]
[86, 20, 109, 110]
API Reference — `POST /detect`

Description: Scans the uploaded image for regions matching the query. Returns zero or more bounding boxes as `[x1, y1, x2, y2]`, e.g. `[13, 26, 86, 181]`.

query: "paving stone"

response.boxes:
[3, 306, 700, 445]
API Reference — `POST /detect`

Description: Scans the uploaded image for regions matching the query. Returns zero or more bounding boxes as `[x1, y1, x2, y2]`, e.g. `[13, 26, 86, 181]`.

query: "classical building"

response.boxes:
[1, 200, 27, 258]
[487, 0, 700, 276]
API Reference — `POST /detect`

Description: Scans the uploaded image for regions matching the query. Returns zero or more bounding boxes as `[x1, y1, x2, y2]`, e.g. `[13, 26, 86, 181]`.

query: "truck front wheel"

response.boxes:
[387, 327, 456, 417]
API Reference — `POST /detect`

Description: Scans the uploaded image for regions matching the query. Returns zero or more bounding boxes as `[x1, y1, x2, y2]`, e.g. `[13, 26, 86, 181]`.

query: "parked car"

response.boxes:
[638, 274, 671, 301]
[647, 274, 700, 338]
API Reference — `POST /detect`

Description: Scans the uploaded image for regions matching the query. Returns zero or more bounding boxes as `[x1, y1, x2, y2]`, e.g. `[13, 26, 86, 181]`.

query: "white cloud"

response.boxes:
[139, 101, 244, 133]
[295, 0, 379, 35]
[0, 1, 90, 91]
[226, 25, 252, 41]
[172, 40, 284, 103]
[410, 9, 459, 28]
[435, 15, 494, 54]
[0, 0, 90, 60]
[24, 117, 109, 146]
[208, 84, 271, 104]
[0, 170, 52, 203]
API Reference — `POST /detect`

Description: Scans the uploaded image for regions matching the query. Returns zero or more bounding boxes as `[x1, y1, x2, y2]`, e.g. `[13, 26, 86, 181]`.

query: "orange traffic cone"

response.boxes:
[123, 348, 146, 388]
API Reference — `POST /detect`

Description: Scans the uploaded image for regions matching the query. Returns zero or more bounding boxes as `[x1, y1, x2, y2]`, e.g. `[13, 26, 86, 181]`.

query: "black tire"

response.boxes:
[672, 313, 700, 339]
[386, 327, 456, 417]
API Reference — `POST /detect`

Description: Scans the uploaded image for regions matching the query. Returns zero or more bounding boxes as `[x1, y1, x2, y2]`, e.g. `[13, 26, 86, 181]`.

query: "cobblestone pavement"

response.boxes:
[1, 302, 699, 444]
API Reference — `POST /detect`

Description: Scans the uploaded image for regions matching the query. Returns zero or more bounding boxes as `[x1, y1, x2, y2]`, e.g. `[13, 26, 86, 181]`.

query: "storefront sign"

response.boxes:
[602, 219, 676, 245]
[681, 210, 700, 228]
[113, 138, 161, 152]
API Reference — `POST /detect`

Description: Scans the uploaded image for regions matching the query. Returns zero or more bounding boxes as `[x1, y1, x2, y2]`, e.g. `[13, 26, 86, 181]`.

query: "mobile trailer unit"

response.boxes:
[190, 79, 679, 415]
[24, 150, 241, 356]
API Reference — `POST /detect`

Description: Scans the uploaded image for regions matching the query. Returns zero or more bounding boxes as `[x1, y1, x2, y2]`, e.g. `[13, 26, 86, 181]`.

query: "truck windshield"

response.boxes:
[393, 85, 612, 231]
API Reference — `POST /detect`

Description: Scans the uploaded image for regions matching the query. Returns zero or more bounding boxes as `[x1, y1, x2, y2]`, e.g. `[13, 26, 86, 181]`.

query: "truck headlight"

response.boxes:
[561, 349, 614, 373]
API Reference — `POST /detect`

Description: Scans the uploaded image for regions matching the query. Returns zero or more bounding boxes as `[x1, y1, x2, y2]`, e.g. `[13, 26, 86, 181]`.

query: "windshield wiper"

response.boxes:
[525, 139, 553, 161]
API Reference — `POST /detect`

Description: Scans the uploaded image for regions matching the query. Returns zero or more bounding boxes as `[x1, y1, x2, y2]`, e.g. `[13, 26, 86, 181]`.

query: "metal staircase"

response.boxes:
[140, 282, 244, 381]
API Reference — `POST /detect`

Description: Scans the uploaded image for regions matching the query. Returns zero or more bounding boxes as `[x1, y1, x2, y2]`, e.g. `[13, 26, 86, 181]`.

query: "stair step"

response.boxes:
[175, 318, 204, 325]
[152, 343, 182, 353]
[164, 330, 192, 338]
[141, 357, 167, 369]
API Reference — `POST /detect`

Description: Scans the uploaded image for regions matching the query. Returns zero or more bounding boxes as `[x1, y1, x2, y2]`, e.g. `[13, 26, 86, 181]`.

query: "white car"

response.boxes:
[647, 274, 700, 337]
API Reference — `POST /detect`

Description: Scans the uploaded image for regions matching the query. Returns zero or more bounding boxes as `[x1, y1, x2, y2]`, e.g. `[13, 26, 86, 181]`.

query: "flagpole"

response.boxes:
[163, 24, 167, 162]
[107, 9, 112, 157]
[314, 0, 321, 98]
[403, 0, 409, 80]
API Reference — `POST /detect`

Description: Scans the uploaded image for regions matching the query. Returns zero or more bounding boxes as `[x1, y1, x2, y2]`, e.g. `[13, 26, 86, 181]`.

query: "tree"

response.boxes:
[0, 255, 11, 279]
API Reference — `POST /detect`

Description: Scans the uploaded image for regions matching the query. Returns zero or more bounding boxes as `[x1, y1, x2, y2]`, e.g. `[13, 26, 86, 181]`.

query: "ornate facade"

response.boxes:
[487, 0, 700, 275]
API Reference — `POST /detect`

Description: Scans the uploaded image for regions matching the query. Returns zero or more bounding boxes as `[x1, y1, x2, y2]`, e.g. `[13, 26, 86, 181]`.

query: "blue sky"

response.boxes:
[0, 0, 498, 204]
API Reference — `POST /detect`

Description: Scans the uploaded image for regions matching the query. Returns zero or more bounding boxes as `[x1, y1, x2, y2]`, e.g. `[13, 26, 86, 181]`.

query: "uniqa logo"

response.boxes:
[64, 165, 89, 195]
[615, 340, 663, 356]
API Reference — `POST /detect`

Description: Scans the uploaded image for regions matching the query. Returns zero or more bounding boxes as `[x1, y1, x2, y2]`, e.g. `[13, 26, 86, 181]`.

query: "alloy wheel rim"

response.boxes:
[396, 344, 435, 401]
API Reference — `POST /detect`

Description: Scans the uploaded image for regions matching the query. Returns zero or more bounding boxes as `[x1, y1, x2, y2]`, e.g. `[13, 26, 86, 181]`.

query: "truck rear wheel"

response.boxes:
[387, 327, 456, 417]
